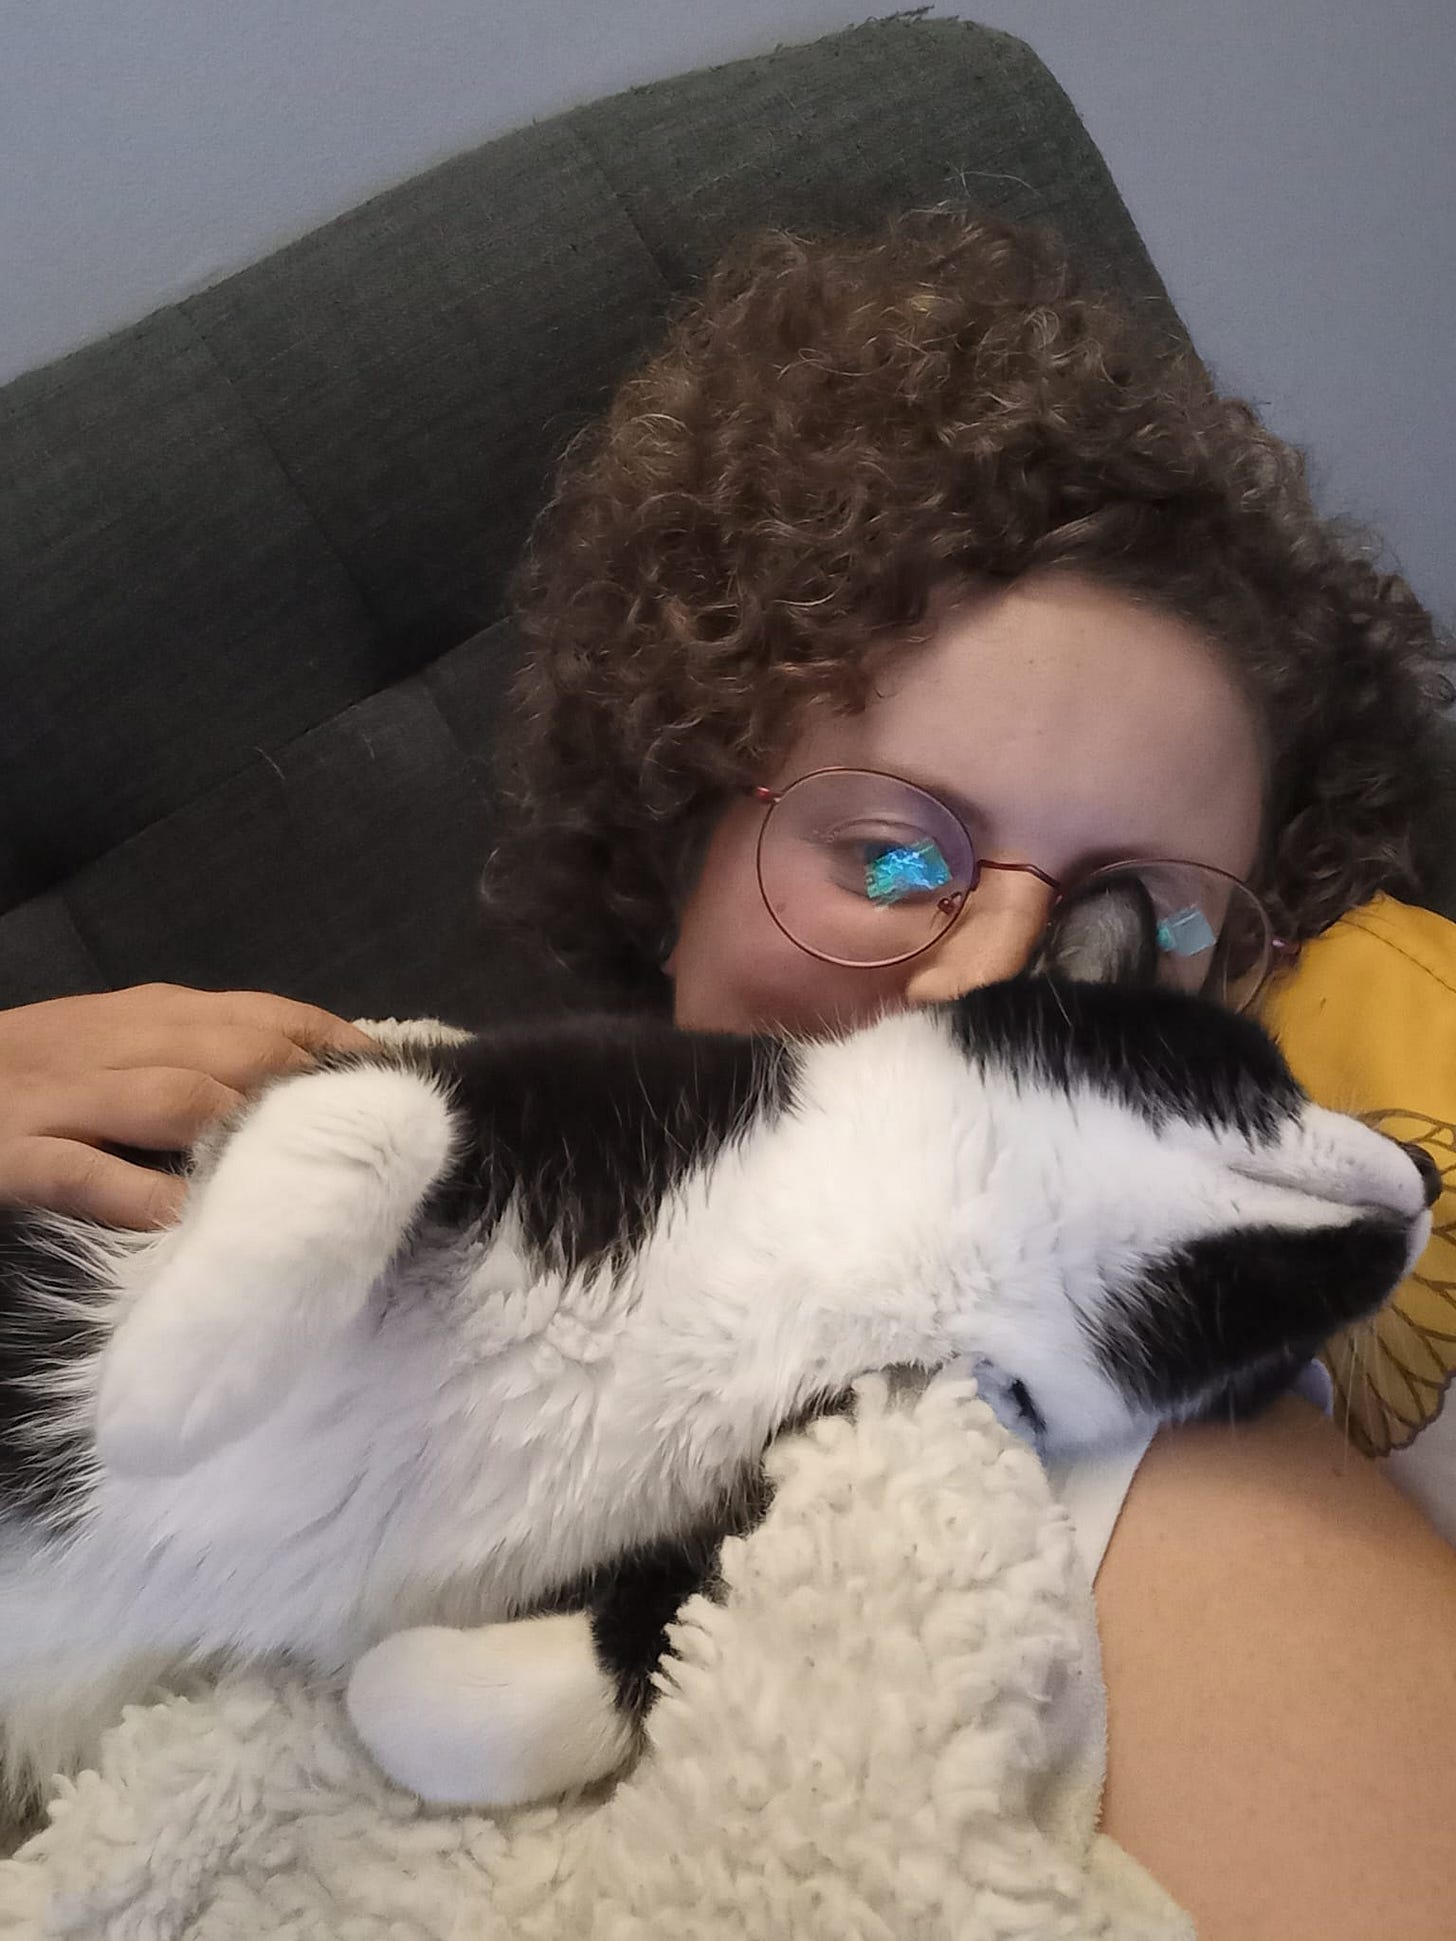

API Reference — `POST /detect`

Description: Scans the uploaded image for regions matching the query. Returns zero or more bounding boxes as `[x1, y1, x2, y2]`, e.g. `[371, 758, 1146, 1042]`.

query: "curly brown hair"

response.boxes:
[488, 207, 1453, 1002]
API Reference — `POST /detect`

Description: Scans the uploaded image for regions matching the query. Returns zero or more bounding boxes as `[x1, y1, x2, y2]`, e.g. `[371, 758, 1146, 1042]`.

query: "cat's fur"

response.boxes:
[0, 978, 1432, 1808]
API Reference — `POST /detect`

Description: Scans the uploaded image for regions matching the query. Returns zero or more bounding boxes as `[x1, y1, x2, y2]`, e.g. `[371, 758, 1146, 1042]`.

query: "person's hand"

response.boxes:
[0, 985, 378, 1230]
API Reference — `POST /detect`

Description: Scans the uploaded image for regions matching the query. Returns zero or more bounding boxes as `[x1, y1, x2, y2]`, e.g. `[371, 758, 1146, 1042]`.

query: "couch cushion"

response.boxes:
[0, 623, 593, 1024]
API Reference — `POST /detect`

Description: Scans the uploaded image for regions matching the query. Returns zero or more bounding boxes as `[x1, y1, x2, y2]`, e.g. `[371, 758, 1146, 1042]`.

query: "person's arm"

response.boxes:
[0, 985, 377, 1229]
[1096, 1394, 1456, 1939]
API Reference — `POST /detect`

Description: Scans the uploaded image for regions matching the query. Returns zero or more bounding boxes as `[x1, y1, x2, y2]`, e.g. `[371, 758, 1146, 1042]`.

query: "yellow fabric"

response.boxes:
[1260, 893, 1456, 1455]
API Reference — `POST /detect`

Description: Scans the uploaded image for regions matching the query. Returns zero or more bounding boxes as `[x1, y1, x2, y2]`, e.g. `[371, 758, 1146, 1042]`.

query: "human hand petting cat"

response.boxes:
[0, 984, 376, 1231]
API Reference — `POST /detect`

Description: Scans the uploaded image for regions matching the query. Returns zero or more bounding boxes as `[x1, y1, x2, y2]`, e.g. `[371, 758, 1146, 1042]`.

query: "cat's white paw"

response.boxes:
[346, 1616, 634, 1808]
[94, 1277, 293, 1476]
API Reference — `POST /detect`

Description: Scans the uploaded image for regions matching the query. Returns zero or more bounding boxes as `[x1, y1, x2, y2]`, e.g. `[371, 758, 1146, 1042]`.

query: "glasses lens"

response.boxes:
[1070, 860, 1272, 1011]
[757, 770, 976, 967]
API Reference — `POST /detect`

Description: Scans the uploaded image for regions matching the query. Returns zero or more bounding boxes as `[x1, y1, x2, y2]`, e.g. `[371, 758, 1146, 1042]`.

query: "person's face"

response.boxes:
[666, 573, 1267, 1038]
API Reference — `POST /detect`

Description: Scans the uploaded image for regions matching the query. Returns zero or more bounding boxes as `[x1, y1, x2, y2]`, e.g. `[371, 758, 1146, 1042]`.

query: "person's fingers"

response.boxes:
[1, 986, 377, 1067]
[263, 999, 377, 1057]
[137, 988, 379, 1059]
[152, 987, 377, 1057]
[0, 1137, 188, 1231]
[0, 985, 378, 1230]
[13, 1067, 246, 1153]
[80, 1024, 325, 1094]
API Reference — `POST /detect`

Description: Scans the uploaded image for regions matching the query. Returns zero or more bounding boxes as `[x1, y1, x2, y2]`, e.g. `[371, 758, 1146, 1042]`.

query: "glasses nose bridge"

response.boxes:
[976, 856, 1066, 897]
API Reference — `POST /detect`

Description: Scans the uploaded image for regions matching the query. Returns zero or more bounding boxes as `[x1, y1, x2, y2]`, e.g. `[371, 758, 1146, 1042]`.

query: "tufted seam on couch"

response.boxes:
[551, 120, 679, 305]
[170, 300, 386, 658]
[53, 883, 121, 996]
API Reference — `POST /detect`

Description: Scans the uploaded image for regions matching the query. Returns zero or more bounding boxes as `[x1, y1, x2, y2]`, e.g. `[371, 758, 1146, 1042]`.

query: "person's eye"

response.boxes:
[805, 822, 956, 900]
[853, 834, 954, 904]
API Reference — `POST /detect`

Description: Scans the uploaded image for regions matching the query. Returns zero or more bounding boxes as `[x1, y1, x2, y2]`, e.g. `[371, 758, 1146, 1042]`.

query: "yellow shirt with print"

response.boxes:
[1261, 894, 1456, 1539]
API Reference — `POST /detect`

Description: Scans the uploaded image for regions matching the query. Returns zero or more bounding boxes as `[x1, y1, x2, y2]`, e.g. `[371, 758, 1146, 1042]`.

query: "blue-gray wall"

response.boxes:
[4, 2, 1451, 618]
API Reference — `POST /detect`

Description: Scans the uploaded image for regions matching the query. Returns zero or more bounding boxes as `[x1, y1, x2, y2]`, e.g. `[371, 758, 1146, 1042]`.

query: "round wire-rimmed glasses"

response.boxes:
[750, 766, 1280, 1013]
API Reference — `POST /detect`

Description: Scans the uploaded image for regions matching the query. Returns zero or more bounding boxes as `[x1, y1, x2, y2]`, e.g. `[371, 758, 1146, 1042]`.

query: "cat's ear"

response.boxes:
[1029, 874, 1159, 990]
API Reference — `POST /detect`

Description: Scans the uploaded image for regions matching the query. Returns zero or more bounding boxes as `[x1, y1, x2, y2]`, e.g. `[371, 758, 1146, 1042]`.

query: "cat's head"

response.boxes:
[934, 976, 1434, 1457]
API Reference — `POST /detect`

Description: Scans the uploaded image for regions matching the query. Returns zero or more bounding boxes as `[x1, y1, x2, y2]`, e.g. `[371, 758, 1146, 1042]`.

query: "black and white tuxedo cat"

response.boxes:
[0, 959, 1434, 1809]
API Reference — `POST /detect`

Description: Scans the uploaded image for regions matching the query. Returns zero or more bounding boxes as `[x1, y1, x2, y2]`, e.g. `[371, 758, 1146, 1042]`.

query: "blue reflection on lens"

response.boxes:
[865, 839, 952, 905]
[1156, 905, 1217, 956]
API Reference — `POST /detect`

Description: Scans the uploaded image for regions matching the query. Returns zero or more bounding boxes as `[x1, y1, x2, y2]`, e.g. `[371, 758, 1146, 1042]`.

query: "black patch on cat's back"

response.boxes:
[0, 1212, 108, 1523]
[416, 1014, 796, 1272]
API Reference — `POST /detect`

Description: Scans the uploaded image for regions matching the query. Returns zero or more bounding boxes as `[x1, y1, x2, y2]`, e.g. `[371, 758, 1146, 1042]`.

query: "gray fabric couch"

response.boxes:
[3, 15, 1446, 1029]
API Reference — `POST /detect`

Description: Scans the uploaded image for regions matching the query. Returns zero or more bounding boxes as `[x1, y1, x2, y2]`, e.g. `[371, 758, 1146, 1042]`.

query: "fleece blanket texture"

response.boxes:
[0, 1371, 1190, 1940]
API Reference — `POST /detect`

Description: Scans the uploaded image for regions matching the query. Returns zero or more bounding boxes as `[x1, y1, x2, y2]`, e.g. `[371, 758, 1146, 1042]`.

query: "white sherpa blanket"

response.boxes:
[0, 1373, 1191, 1940]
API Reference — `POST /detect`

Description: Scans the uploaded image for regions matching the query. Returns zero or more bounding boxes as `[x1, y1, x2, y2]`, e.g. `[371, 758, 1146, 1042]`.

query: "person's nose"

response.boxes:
[900, 878, 1056, 1004]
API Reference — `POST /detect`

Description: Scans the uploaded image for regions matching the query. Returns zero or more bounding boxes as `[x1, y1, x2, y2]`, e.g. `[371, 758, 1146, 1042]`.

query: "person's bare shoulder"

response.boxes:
[1095, 1395, 1456, 1939]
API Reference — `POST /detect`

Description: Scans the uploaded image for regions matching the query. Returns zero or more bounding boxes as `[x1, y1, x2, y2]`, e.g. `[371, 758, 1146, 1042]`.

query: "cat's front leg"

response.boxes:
[345, 1615, 636, 1808]
[96, 1060, 458, 1476]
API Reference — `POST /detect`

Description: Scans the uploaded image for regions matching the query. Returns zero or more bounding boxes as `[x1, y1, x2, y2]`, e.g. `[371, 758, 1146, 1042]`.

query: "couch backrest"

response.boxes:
[0, 15, 1195, 1026]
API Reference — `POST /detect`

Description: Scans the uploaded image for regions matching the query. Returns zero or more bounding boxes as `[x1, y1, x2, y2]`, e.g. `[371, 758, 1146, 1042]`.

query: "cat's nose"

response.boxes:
[1398, 1141, 1443, 1209]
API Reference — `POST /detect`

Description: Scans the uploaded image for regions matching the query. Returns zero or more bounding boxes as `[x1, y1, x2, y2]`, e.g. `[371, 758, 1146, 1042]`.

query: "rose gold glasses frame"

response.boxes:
[748, 766, 1289, 1006]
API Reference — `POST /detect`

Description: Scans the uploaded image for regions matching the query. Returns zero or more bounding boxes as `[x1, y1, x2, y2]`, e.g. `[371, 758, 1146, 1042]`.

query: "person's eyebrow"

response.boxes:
[885, 769, 992, 841]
